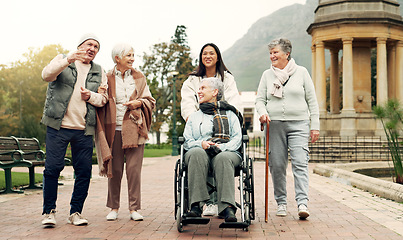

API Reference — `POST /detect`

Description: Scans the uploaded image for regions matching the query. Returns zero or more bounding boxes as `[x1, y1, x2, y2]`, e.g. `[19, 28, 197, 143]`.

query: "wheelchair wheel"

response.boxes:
[176, 206, 183, 232]
[174, 159, 180, 219]
[243, 156, 255, 222]
[174, 158, 188, 232]
[248, 157, 255, 220]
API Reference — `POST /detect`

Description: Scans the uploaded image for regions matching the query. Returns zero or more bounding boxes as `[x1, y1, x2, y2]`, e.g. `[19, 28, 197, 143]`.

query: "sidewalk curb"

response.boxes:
[314, 163, 403, 202]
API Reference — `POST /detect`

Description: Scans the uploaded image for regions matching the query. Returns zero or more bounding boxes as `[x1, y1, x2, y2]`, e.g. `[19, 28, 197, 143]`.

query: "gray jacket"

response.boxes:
[41, 61, 103, 135]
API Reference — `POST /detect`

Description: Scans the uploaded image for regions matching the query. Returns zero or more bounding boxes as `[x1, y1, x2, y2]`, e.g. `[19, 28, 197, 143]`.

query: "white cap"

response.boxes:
[77, 33, 100, 49]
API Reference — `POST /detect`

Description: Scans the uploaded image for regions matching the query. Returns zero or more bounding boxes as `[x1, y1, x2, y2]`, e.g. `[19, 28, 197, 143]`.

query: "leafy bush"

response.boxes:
[373, 99, 403, 184]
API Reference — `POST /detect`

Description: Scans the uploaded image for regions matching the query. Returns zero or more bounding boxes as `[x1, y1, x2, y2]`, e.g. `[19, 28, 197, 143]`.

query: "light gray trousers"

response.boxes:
[269, 120, 310, 207]
[184, 147, 241, 214]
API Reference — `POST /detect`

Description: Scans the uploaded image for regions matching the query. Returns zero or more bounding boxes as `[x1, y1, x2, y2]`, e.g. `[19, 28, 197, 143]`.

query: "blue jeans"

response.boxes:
[269, 120, 310, 207]
[42, 127, 93, 215]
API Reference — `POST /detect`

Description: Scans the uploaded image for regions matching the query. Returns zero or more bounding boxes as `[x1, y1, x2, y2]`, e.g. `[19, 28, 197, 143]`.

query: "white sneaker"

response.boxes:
[298, 204, 310, 219]
[106, 211, 118, 221]
[42, 209, 56, 226]
[203, 204, 218, 216]
[130, 211, 144, 221]
[68, 212, 88, 226]
[276, 204, 287, 217]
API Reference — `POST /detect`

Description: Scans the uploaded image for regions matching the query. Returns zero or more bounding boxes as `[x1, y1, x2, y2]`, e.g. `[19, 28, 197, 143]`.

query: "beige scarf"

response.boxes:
[95, 68, 155, 177]
[271, 58, 297, 98]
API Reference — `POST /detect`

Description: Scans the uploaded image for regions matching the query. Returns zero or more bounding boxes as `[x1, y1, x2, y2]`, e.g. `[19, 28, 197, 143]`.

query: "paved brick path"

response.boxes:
[0, 156, 402, 239]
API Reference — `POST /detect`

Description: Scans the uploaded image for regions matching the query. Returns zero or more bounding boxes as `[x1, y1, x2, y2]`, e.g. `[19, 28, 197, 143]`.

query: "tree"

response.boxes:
[141, 42, 177, 144]
[169, 25, 195, 139]
[140, 25, 194, 145]
[0, 44, 68, 144]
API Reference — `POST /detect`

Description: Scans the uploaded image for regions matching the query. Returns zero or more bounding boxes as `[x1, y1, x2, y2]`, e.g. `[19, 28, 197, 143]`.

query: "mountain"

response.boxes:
[223, 0, 403, 91]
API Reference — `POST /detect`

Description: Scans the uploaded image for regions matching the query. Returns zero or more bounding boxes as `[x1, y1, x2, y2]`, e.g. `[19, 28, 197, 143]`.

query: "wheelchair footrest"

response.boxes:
[219, 221, 249, 229]
[182, 217, 210, 225]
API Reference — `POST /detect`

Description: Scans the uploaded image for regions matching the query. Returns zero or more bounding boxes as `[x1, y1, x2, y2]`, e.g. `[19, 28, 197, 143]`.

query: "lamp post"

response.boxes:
[170, 71, 179, 156]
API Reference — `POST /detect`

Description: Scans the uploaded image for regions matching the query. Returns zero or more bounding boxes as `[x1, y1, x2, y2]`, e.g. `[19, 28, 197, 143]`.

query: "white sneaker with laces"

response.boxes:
[106, 211, 118, 221]
[203, 204, 218, 216]
[298, 204, 310, 219]
[130, 211, 144, 221]
[276, 204, 287, 217]
[68, 212, 88, 226]
[42, 209, 56, 226]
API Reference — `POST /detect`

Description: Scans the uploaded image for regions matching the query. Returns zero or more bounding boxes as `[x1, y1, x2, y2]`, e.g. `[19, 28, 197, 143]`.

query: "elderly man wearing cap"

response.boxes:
[40, 33, 108, 227]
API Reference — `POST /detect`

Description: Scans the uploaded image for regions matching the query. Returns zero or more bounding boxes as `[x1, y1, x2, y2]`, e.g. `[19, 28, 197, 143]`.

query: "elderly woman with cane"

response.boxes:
[95, 43, 155, 221]
[183, 77, 243, 222]
[255, 38, 319, 220]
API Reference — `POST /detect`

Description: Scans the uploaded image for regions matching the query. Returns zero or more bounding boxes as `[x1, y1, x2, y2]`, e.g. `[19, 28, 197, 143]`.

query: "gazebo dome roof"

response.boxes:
[307, 0, 403, 33]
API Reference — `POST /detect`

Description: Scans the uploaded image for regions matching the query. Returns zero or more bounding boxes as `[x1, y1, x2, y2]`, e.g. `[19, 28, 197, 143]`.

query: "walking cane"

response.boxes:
[265, 122, 269, 222]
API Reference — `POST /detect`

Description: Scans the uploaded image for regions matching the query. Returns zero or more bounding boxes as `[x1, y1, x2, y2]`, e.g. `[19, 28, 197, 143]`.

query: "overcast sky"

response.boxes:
[1, 0, 306, 70]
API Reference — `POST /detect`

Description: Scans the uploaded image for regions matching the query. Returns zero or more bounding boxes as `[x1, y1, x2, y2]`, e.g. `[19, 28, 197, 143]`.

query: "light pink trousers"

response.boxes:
[107, 131, 144, 211]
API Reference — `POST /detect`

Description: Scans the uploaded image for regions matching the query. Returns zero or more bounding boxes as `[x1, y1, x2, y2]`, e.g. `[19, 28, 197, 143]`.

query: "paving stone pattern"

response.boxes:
[0, 156, 402, 239]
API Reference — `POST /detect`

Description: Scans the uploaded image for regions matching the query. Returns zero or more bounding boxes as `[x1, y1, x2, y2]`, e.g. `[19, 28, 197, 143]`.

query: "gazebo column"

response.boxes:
[341, 38, 355, 113]
[340, 38, 356, 137]
[376, 37, 388, 105]
[311, 45, 316, 87]
[387, 43, 396, 99]
[396, 41, 403, 104]
[315, 41, 327, 116]
[330, 48, 340, 114]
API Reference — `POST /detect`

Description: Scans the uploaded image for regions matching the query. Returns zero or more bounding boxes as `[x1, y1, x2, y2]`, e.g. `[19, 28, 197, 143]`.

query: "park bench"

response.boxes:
[15, 137, 71, 190]
[0, 136, 71, 194]
[0, 136, 32, 194]
[16, 137, 48, 190]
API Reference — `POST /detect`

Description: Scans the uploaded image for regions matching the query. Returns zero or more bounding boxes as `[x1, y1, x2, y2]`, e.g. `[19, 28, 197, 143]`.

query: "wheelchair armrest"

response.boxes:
[178, 136, 185, 145]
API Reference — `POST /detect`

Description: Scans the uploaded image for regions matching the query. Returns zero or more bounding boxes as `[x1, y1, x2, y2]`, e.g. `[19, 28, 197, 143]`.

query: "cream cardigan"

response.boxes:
[180, 71, 241, 121]
[255, 65, 320, 130]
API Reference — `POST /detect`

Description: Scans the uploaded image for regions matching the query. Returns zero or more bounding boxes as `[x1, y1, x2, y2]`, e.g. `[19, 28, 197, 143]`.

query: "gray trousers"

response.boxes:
[184, 147, 241, 214]
[269, 120, 310, 207]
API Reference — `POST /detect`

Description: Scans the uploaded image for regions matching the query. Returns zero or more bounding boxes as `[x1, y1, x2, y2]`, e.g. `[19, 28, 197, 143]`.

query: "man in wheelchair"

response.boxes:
[182, 77, 243, 223]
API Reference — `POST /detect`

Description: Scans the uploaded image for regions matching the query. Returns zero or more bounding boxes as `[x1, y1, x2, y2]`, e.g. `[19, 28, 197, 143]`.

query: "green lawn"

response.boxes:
[0, 171, 43, 190]
[0, 144, 171, 190]
[144, 148, 172, 157]
[63, 144, 172, 164]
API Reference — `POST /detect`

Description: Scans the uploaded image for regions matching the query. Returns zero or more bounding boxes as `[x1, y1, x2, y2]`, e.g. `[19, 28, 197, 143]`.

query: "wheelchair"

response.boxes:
[174, 134, 255, 232]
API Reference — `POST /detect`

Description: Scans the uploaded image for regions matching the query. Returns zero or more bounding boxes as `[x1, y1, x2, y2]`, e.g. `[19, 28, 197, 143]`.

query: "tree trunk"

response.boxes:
[396, 174, 403, 185]
[156, 131, 161, 145]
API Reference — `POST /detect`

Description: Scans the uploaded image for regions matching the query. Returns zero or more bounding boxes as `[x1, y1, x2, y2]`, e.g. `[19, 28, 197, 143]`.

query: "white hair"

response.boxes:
[201, 77, 224, 101]
[111, 43, 134, 64]
[268, 38, 292, 61]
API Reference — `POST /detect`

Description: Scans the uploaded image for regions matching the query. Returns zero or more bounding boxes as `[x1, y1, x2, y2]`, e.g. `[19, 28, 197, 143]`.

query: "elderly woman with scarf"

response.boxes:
[95, 43, 155, 221]
[181, 43, 242, 217]
[183, 77, 243, 223]
[255, 38, 319, 220]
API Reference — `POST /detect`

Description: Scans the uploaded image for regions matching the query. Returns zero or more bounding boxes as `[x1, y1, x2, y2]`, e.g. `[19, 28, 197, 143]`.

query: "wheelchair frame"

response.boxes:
[174, 135, 255, 232]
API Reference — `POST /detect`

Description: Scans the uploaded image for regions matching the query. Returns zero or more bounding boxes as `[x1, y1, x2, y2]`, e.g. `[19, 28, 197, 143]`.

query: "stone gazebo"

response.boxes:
[307, 0, 403, 137]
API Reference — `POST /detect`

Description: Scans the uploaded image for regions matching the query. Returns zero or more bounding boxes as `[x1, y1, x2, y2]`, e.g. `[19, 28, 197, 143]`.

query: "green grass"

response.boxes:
[1, 143, 173, 190]
[144, 148, 172, 157]
[144, 143, 172, 157]
[49, 143, 172, 166]
[0, 171, 43, 190]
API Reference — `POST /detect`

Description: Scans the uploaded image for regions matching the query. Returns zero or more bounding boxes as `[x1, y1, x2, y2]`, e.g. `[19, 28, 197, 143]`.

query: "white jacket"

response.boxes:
[180, 71, 241, 121]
